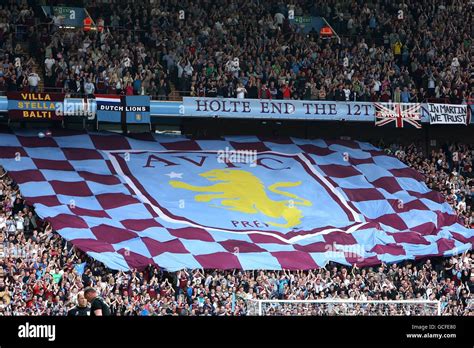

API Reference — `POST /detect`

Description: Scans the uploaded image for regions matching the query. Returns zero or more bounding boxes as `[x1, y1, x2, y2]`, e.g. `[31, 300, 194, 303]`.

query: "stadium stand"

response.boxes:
[0, 0, 472, 319]
[0, 0, 472, 103]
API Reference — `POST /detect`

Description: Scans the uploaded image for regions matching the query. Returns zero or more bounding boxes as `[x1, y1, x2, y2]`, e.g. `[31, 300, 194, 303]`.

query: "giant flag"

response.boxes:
[0, 130, 471, 270]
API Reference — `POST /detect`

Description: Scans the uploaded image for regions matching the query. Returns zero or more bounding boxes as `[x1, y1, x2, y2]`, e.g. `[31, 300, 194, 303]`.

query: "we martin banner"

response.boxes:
[427, 103, 468, 125]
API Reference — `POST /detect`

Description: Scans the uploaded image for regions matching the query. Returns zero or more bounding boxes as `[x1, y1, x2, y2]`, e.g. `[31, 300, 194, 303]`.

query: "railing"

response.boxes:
[0, 87, 469, 105]
[0, 87, 181, 101]
[246, 299, 442, 316]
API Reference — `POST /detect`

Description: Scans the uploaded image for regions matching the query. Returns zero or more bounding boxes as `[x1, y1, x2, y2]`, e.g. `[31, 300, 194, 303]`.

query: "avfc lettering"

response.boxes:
[143, 154, 290, 170]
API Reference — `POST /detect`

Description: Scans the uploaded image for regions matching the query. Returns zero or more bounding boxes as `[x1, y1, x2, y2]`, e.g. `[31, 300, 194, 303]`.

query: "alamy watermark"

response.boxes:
[55, 99, 95, 119]
[216, 147, 257, 167]
[18, 323, 56, 341]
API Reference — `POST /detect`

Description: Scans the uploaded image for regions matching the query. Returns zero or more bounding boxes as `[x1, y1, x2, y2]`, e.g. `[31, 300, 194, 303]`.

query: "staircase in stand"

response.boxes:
[30, 60, 45, 92]
[168, 82, 182, 101]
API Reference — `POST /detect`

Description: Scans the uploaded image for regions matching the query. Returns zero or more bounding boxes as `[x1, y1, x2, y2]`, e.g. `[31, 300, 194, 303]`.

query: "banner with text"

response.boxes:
[7, 92, 64, 121]
[427, 103, 468, 125]
[183, 97, 431, 122]
[375, 103, 422, 128]
[126, 96, 151, 124]
[41, 6, 88, 28]
[96, 95, 150, 124]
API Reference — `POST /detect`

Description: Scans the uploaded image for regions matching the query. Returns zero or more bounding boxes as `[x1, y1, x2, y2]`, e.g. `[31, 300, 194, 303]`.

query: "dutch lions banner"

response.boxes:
[427, 103, 468, 125]
[95, 94, 150, 124]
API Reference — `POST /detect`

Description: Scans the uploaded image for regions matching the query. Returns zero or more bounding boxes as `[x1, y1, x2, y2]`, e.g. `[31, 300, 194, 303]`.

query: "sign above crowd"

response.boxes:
[7, 92, 65, 121]
[375, 103, 422, 128]
[41, 6, 89, 28]
[2, 95, 473, 126]
[183, 97, 379, 121]
[182, 97, 474, 126]
[95, 95, 151, 124]
[427, 103, 469, 125]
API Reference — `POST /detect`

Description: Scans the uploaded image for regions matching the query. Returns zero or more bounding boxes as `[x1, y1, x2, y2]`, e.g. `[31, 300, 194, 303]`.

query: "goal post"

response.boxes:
[245, 299, 441, 316]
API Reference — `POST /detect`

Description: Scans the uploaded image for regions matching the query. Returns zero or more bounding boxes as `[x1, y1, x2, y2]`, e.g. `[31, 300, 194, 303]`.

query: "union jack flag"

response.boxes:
[374, 103, 422, 128]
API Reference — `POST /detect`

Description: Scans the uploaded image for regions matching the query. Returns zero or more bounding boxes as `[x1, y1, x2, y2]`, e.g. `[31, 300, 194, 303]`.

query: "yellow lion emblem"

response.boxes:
[169, 169, 312, 228]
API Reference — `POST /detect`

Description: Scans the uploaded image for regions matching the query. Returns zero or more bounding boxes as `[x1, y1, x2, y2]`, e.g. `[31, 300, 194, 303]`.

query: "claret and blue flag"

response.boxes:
[95, 95, 150, 124]
[0, 130, 471, 270]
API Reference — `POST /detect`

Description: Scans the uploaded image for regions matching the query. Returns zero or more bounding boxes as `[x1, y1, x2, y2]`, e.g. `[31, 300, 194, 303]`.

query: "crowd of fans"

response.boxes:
[0, 0, 473, 103]
[0, 140, 472, 316]
[384, 141, 474, 229]
[0, 0, 472, 317]
[0, 2, 42, 94]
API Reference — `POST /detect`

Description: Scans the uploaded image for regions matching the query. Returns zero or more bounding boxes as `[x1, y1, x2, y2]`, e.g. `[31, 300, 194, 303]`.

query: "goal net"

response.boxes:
[245, 299, 441, 316]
